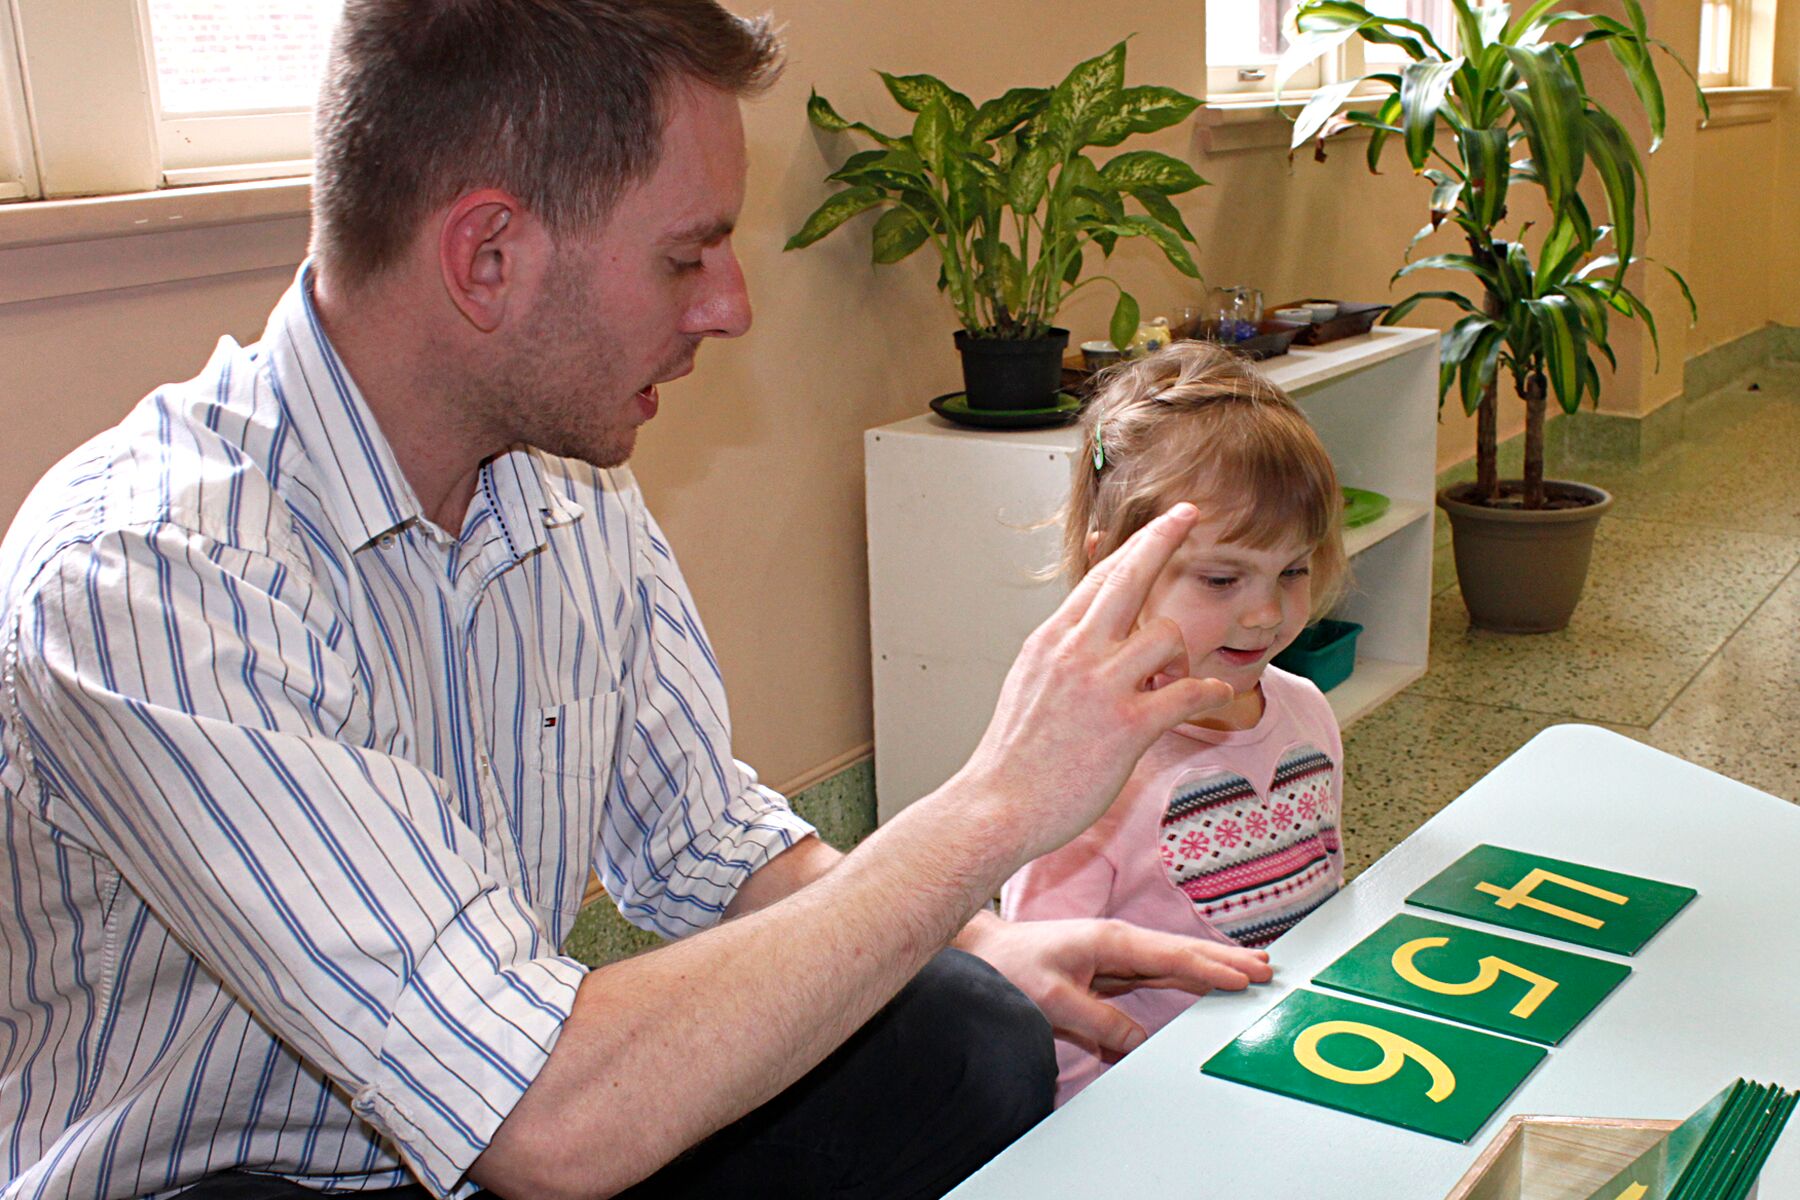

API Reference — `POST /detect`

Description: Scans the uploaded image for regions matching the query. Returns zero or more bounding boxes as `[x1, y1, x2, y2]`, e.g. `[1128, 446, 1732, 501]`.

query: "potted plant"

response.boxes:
[1279, 0, 1701, 631]
[786, 41, 1207, 411]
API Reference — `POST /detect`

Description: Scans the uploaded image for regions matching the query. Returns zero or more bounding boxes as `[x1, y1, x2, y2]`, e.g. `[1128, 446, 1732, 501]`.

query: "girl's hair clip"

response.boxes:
[1091, 421, 1106, 473]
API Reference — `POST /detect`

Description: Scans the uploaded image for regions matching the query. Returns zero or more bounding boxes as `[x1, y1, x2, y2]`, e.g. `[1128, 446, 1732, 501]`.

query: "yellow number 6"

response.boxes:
[1391, 936, 1560, 1019]
[1292, 1020, 1457, 1102]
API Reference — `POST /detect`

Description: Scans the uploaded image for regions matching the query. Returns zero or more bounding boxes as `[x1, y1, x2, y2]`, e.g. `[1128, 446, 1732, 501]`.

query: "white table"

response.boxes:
[949, 725, 1800, 1198]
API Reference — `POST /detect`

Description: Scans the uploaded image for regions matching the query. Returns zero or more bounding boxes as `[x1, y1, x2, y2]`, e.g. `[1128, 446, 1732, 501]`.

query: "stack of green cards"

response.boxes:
[1577, 1079, 1798, 1200]
[1407, 845, 1696, 955]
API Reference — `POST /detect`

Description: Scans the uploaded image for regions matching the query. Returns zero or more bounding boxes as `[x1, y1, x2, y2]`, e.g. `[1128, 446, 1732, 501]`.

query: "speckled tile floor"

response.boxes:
[1342, 364, 1800, 879]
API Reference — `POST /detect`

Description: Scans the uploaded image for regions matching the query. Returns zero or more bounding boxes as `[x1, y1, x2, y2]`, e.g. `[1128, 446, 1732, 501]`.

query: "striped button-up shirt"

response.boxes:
[0, 265, 813, 1198]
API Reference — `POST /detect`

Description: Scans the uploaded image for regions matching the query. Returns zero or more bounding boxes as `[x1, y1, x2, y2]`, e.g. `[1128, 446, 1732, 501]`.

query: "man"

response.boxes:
[0, 3, 1270, 1198]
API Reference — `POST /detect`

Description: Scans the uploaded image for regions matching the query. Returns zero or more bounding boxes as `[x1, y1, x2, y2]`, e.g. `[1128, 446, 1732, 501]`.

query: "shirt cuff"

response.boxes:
[351, 890, 587, 1198]
[623, 781, 819, 938]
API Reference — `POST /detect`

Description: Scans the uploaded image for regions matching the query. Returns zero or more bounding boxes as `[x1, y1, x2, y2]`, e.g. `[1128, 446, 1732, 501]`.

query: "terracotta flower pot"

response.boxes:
[1438, 480, 1614, 633]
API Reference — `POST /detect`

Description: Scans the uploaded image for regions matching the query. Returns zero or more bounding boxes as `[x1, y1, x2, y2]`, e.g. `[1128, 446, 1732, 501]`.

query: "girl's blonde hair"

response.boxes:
[1064, 340, 1347, 618]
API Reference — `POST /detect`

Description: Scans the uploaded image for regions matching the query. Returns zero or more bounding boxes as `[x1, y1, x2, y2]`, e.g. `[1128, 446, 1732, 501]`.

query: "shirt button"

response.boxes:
[379, 534, 396, 549]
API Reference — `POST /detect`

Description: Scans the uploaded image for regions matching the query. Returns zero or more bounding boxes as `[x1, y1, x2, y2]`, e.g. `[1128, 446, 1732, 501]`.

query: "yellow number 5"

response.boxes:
[1391, 936, 1560, 1019]
[1293, 1021, 1457, 1102]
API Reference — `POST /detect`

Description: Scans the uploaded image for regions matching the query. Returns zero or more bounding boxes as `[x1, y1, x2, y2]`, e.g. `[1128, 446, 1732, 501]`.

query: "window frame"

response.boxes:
[143, 0, 332, 178]
[2, 0, 327, 204]
[0, 6, 37, 201]
[1205, 0, 1324, 97]
[1699, 0, 1742, 87]
[1203, 0, 1458, 107]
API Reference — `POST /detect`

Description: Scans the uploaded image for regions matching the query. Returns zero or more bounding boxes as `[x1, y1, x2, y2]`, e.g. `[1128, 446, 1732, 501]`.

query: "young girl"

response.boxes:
[1001, 340, 1349, 1106]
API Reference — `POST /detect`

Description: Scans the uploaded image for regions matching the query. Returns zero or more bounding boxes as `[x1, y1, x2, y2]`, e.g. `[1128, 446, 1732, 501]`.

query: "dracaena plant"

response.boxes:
[1279, 0, 1702, 509]
[785, 41, 1207, 351]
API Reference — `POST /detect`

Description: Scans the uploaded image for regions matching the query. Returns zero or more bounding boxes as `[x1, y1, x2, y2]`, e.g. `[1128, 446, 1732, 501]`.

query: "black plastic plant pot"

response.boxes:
[954, 328, 1069, 411]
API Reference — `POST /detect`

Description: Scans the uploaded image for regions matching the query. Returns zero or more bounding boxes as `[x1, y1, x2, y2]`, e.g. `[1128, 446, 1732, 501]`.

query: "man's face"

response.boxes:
[495, 82, 752, 468]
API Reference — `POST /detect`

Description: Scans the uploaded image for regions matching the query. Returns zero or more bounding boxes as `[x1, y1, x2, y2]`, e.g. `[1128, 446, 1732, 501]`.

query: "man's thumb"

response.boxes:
[1056, 995, 1149, 1060]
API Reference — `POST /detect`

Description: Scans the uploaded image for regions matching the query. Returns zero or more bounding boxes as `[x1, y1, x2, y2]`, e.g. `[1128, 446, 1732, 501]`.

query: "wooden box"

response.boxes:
[1446, 1115, 1757, 1200]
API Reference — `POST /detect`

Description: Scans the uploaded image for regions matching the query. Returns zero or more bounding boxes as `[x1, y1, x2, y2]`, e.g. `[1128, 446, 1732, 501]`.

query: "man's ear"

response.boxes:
[438, 189, 535, 333]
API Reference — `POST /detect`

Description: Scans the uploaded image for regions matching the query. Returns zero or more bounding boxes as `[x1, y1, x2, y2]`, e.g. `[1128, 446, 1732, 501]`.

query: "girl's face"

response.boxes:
[1136, 510, 1315, 721]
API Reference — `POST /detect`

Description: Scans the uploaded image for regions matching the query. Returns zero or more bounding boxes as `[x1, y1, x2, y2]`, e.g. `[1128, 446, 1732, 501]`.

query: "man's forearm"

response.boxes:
[723, 833, 844, 918]
[471, 783, 1019, 1200]
[474, 505, 1224, 1199]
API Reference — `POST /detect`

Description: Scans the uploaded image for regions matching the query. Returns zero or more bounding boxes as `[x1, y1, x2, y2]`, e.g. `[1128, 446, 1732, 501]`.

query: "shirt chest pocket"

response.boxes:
[506, 690, 623, 932]
[532, 690, 621, 783]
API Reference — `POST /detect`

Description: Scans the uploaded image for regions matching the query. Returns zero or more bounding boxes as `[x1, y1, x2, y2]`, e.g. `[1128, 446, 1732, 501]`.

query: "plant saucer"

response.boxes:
[928, 391, 1083, 430]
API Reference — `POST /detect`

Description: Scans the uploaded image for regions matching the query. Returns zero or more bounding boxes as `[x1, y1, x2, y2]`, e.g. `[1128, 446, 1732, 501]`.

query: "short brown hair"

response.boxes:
[312, 0, 784, 285]
[1065, 341, 1348, 618]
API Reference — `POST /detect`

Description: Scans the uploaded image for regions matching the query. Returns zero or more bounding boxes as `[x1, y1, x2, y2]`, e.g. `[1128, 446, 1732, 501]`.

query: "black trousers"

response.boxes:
[175, 948, 1055, 1200]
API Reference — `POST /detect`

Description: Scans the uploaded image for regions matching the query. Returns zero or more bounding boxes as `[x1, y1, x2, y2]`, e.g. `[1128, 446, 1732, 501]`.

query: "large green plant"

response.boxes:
[1279, 0, 1702, 508]
[785, 42, 1206, 350]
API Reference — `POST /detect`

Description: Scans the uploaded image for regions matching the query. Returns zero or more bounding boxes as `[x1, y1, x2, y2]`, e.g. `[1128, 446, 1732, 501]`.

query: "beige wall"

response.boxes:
[1690, 120, 1780, 355]
[0, 0, 1787, 789]
[1772, 0, 1800, 328]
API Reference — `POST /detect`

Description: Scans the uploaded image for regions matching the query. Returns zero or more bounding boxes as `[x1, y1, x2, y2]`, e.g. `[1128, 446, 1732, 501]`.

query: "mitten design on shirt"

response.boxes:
[1157, 743, 1342, 947]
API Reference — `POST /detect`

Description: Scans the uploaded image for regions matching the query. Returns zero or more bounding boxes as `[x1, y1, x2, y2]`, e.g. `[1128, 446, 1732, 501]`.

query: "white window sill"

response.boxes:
[1199, 95, 1377, 155]
[1699, 86, 1789, 129]
[0, 175, 310, 251]
[0, 176, 311, 307]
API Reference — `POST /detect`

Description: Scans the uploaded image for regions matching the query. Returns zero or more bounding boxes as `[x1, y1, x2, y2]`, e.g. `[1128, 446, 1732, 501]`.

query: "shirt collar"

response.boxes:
[477, 447, 585, 561]
[261, 260, 583, 557]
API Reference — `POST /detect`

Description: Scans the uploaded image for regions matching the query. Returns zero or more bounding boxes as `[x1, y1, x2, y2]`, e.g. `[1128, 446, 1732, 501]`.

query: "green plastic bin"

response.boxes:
[1272, 618, 1363, 692]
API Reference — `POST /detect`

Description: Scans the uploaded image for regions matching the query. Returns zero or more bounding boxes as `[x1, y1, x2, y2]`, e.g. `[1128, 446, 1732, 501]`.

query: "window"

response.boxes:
[1699, 0, 1746, 86]
[0, 15, 35, 202]
[1356, 0, 1459, 66]
[145, 0, 339, 182]
[2, 0, 339, 203]
[1207, 0, 1320, 96]
[1205, 0, 1458, 100]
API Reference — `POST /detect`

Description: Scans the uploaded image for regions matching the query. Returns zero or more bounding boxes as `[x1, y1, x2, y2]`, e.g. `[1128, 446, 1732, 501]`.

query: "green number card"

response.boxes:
[1311, 913, 1631, 1045]
[1406, 845, 1696, 955]
[1201, 988, 1546, 1142]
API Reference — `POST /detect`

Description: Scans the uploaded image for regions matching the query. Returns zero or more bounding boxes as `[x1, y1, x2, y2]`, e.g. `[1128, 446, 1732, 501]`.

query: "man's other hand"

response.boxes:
[957, 913, 1272, 1060]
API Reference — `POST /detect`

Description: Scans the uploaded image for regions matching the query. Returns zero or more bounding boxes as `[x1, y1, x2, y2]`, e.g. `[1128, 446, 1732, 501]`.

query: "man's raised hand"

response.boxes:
[955, 503, 1235, 864]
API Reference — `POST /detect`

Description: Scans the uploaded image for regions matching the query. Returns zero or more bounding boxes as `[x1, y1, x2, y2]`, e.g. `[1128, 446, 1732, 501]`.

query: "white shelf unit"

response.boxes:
[865, 327, 1440, 822]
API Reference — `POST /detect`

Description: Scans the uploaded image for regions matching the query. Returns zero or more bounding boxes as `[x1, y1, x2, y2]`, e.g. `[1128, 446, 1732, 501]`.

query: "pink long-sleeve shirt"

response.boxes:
[1001, 666, 1344, 1105]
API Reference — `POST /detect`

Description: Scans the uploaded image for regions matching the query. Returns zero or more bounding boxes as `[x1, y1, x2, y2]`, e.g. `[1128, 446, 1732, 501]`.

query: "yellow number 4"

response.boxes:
[1475, 867, 1629, 930]
[1391, 936, 1560, 1019]
[1293, 1020, 1457, 1102]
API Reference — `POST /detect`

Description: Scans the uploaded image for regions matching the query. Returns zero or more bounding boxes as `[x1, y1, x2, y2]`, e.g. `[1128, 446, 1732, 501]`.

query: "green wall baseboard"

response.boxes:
[1538, 323, 1796, 471]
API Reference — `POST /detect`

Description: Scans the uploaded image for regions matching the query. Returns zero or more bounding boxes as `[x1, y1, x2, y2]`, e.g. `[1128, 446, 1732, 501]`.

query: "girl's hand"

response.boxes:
[954, 502, 1235, 864]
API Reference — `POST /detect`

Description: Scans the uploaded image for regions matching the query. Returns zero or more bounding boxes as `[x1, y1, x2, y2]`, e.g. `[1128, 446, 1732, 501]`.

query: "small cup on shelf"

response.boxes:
[1081, 341, 1123, 371]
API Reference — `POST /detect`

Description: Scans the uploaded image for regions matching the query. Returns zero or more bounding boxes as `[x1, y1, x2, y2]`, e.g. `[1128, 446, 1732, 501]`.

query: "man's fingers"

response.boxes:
[1114, 617, 1190, 689]
[1070, 503, 1197, 640]
[1138, 676, 1237, 729]
[1091, 923, 1274, 996]
[1042, 985, 1151, 1059]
